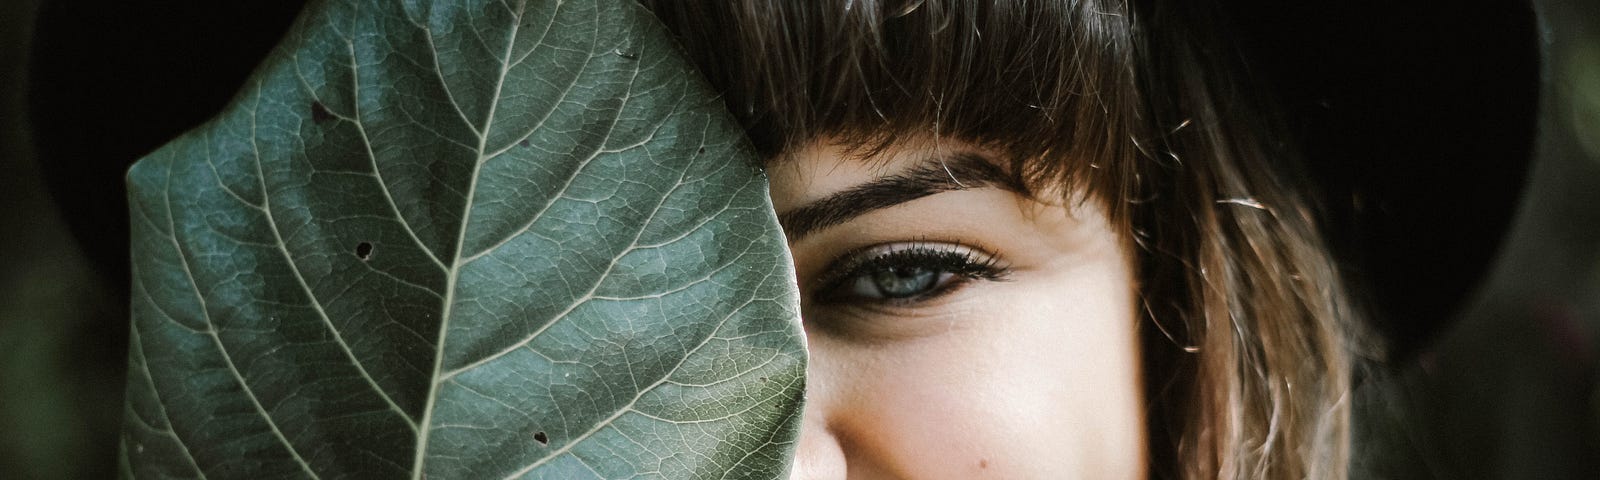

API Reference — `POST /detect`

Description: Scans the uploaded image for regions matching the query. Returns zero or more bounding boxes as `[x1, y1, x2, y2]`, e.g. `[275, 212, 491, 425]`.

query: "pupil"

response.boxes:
[872, 267, 937, 298]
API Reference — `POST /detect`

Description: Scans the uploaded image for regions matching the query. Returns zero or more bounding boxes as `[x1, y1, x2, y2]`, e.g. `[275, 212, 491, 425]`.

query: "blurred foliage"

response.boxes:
[1353, 1, 1600, 477]
[0, 1, 121, 478]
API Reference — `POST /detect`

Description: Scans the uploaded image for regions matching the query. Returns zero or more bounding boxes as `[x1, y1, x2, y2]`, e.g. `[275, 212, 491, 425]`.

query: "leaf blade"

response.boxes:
[121, 0, 805, 478]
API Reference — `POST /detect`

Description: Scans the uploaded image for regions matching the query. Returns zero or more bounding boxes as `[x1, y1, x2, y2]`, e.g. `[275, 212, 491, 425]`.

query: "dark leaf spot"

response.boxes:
[519, 139, 531, 148]
[533, 431, 549, 445]
[697, 147, 705, 154]
[355, 242, 373, 260]
[311, 101, 334, 124]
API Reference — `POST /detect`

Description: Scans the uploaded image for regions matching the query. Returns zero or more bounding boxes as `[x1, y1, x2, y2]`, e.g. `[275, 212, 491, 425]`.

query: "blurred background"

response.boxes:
[1, 0, 1597, 478]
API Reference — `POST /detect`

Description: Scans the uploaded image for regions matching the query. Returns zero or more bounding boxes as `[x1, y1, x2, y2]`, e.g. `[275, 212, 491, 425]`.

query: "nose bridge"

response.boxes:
[788, 334, 848, 480]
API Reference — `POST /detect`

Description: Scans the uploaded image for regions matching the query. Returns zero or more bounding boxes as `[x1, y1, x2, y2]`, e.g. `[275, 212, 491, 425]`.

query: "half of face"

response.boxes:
[770, 138, 1146, 479]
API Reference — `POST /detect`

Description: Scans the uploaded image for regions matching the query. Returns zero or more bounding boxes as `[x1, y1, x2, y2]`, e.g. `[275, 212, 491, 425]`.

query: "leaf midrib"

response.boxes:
[410, 1, 531, 478]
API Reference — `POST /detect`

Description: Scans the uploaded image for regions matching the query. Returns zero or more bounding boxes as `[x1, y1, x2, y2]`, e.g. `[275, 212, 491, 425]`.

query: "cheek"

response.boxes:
[821, 269, 1144, 477]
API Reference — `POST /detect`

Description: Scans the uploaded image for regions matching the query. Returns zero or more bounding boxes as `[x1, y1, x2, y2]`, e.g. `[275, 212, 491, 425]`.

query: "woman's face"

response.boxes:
[771, 139, 1146, 479]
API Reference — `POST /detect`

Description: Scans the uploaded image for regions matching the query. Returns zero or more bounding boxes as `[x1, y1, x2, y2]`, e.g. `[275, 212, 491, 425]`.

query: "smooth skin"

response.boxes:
[771, 139, 1146, 479]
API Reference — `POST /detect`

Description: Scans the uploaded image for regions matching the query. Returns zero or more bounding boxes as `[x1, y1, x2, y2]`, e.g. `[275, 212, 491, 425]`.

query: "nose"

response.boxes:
[788, 402, 847, 479]
[788, 333, 849, 479]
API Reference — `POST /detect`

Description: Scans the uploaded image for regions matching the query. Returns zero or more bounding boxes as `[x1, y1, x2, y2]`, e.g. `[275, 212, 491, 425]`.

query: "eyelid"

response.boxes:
[808, 240, 1010, 304]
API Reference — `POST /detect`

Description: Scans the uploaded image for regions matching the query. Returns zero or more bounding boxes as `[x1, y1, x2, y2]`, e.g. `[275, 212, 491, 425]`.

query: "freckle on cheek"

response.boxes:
[979, 458, 988, 469]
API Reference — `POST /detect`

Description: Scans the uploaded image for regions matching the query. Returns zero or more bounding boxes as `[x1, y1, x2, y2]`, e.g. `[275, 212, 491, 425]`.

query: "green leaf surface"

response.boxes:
[119, 0, 805, 478]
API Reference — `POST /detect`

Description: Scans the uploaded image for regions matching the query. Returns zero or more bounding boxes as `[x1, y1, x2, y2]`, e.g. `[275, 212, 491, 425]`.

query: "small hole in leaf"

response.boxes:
[533, 431, 549, 445]
[355, 242, 373, 260]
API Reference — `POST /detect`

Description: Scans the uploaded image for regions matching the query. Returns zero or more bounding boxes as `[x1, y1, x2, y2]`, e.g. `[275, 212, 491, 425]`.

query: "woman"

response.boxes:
[25, 0, 1539, 477]
[642, 1, 1363, 477]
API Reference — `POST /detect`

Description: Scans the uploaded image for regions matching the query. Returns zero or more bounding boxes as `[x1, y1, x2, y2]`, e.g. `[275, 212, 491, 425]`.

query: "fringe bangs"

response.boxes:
[644, 0, 1148, 219]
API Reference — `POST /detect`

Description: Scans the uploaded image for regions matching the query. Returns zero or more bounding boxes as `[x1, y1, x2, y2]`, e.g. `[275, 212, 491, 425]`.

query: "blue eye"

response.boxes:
[848, 266, 948, 299]
[813, 242, 1008, 305]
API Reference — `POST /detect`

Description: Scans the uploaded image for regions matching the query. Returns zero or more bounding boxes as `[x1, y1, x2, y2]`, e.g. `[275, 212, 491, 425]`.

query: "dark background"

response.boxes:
[2, 0, 1597, 478]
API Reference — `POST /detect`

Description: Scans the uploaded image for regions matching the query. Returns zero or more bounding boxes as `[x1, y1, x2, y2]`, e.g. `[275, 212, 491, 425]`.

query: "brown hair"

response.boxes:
[642, 0, 1366, 477]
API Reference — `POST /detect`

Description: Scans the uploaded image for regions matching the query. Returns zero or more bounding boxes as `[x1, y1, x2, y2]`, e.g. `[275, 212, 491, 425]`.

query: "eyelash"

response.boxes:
[810, 241, 1011, 306]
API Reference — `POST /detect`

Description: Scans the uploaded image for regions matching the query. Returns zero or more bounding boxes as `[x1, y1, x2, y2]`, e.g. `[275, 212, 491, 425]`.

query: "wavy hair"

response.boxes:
[641, 1, 1366, 477]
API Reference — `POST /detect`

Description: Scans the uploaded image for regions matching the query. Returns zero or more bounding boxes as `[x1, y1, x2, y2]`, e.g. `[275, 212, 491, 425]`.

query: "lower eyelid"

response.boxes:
[810, 279, 989, 338]
[823, 271, 984, 312]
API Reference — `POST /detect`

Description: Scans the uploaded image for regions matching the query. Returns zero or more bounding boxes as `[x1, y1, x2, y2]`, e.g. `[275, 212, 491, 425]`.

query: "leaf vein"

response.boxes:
[160, 155, 321, 479]
[249, 85, 421, 431]
[348, 35, 450, 271]
[463, 33, 638, 263]
[418, 24, 485, 139]
[127, 326, 210, 479]
[413, 1, 532, 477]
[442, 146, 694, 382]
[499, 291, 764, 479]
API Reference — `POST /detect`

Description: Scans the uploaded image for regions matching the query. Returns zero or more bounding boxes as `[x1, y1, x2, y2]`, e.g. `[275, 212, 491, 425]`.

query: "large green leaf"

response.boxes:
[118, 0, 805, 478]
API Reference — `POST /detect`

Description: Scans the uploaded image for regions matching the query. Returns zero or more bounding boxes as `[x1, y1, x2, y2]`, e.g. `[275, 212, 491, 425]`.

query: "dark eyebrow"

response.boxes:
[776, 152, 1022, 241]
